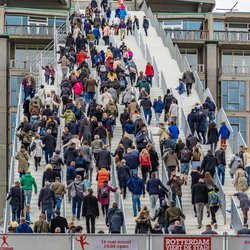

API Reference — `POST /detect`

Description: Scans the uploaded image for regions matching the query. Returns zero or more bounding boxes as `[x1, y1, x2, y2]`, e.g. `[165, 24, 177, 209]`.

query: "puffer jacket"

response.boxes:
[60, 110, 76, 125]
[72, 82, 84, 95]
[96, 168, 110, 187]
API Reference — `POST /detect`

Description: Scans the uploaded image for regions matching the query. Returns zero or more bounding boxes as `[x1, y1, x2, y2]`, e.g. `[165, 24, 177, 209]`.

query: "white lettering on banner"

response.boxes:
[164, 236, 211, 250]
[74, 236, 139, 250]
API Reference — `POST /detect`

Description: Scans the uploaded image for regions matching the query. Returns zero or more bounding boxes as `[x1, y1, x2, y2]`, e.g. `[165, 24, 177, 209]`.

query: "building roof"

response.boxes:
[146, 0, 215, 13]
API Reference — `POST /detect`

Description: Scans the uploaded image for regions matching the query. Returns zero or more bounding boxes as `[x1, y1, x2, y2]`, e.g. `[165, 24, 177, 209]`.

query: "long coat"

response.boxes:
[117, 165, 131, 188]
[235, 168, 248, 192]
[15, 148, 29, 173]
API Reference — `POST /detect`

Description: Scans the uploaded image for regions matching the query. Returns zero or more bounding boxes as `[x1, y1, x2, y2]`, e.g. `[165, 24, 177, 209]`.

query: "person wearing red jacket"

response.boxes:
[139, 148, 152, 183]
[77, 49, 89, 66]
[145, 62, 154, 87]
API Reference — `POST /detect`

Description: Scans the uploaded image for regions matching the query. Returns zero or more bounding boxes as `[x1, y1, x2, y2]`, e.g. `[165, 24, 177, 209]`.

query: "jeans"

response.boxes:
[144, 27, 148, 36]
[55, 197, 62, 212]
[86, 215, 96, 233]
[85, 92, 95, 104]
[132, 194, 141, 217]
[45, 150, 53, 164]
[210, 206, 219, 224]
[42, 204, 53, 223]
[186, 83, 192, 96]
[11, 205, 21, 224]
[34, 157, 41, 170]
[120, 28, 126, 40]
[72, 197, 82, 219]
[209, 111, 215, 122]
[155, 113, 162, 127]
[198, 131, 206, 144]
[172, 194, 182, 209]
[45, 75, 50, 84]
[195, 202, 205, 227]
[144, 109, 152, 125]
[24, 88, 30, 101]
[24, 190, 32, 205]
[146, 76, 153, 86]
[101, 204, 109, 216]
[149, 194, 158, 217]
[181, 163, 190, 175]
[217, 164, 225, 185]
[246, 166, 250, 187]
[130, 168, 138, 176]
[210, 142, 217, 153]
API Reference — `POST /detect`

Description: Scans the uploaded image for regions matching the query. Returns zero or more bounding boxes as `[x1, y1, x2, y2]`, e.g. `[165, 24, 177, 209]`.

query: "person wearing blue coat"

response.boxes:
[127, 174, 145, 217]
[153, 96, 164, 127]
[113, 47, 122, 60]
[187, 109, 197, 135]
[16, 218, 33, 233]
[196, 111, 208, 144]
[93, 27, 101, 45]
[168, 121, 180, 141]
[218, 122, 230, 147]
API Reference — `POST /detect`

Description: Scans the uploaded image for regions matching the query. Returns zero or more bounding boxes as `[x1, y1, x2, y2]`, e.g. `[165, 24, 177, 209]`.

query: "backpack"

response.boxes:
[30, 142, 36, 152]
[119, 79, 126, 90]
[100, 187, 108, 198]
[23, 134, 31, 144]
[210, 192, 219, 206]
[135, 131, 145, 144]
[100, 65, 107, 73]
[39, 127, 47, 137]
[62, 88, 70, 97]
[180, 148, 191, 162]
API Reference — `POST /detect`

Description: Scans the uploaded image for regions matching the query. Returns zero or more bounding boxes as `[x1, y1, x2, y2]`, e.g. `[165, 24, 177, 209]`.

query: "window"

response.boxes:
[228, 116, 246, 140]
[11, 112, 17, 143]
[183, 20, 203, 30]
[180, 49, 198, 67]
[213, 21, 224, 31]
[222, 80, 245, 111]
[10, 76, 23, 106]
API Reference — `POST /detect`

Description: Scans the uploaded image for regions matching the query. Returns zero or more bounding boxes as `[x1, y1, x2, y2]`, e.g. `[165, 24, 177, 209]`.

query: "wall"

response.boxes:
[0, 36, 9, 217]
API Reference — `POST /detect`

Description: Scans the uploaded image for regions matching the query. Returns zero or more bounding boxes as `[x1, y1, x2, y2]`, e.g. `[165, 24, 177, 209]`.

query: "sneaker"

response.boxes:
[198, 225, 202, 229]
[214, 224, 218, 229]
[195, 213, 197, 217]
[138, 207, 141, 212]
[207, 212, 210, 218]
[72, 215, 76, 221]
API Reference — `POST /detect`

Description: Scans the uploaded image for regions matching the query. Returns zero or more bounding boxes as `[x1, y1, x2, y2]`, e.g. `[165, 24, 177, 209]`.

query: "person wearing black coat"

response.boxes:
[147, 144, 159, 175]
[82, 189, 99, 233]
[96, 146, 111, 170]
[6, 180, 25, 224]
[87, 99, 98, 118]
[207, 122, 219, 153]
[50, 210, 68, 233]
[196, 111, 208, 144]
[186, 134, 200, 151]
[119, 135, 133, 153]
[23, 98, 30, 121]
[120, 108, 130, 134]
[117, 161, 131, 199]
[93, 122, 107, 141]
[152, 200, 169, 233]
[67, 120, 79, 135]
[64, 144, 79, 166]
[65, 33, 75, 48]
[135, 211, 152, 234]
[42, 165, 56, 187]
[42, 129, 57, 164]
[187, 109, 197, 135]
[192, 179, 209, 228]
[171, 220, 186, 234]
[201, 150, 218, 178]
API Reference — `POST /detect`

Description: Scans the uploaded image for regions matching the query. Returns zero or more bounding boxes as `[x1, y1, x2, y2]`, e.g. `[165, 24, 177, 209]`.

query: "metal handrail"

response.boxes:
[230, 196, 243, 233]
[4, 84, 23, 232]
[213, 171, 226, 225]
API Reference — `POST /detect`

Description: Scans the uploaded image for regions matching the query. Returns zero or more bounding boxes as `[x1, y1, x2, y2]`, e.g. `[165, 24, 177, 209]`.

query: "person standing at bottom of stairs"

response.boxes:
[192, 178, 209, 229]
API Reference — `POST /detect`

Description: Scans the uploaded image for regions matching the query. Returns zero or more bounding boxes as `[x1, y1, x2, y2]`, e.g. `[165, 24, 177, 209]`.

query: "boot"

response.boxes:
[72, 214, 76, 221]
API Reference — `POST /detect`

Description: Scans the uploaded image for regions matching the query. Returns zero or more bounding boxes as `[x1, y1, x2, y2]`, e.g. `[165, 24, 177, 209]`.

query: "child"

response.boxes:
[21, 205, 32, 224]
[42, 66, 50, 84]
[50, 65, 56, 85]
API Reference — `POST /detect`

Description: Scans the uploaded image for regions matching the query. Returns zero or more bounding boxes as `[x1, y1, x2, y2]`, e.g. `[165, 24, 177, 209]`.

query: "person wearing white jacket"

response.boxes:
[168, 99, 179, 125]
[30, 134, 44, 171]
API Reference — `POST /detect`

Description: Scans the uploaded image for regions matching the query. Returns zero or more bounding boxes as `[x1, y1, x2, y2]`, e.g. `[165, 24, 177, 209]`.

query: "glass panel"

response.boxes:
[11, 112, 17, 143]
[213, 21, 224, 31]
[228, 88, 239, 103]
[15, 49, 26, 60]
[240, 96, 245, 110]
[48, 18, 54, 26]
[222, 81, 228, 94]
[56, 18, 66, 27]
[229, 23, 248, 29]
[222, 96, 228, 110]
[165, 20, 182, 26]
[5, 15, 22, 25]
[222, 54, 232, 66]
[229, 80, 238, 88]
[228, 116, 239, 124]
[227, 103, 239, 110]
[234, 51, 243, 56]
[223, 50, 233, 55]
[22, 16, 27, 25]
[231, 124, 239, 132]
[240, 81, 245, 95]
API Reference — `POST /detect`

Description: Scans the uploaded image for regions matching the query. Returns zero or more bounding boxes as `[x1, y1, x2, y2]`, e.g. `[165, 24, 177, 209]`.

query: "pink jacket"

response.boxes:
[98, 184, 117, 205]
[72, 82, 84, 95]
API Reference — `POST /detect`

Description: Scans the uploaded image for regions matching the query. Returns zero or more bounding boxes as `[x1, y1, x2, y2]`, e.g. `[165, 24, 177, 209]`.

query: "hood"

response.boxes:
[173, 226, 184, 232]
[20, 148, 26, 153]
[24, 173, 31, 178]
[65, 110, 73, 114]
[207, 150, 213, 157]
[136, 217, 149, 224]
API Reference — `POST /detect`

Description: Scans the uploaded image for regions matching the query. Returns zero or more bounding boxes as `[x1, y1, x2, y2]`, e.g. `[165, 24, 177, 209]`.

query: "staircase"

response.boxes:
[128, 9, 236, 234]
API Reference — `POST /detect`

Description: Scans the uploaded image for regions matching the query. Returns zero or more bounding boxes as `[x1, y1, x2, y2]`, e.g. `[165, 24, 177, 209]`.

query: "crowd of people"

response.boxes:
[5, 0, 250, 236]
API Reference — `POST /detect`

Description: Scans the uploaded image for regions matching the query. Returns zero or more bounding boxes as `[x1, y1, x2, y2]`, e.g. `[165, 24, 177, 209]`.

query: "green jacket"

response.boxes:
[60, 110, 76, 125]
[135, 80, 150, 94]
[21, 173, 37, 193]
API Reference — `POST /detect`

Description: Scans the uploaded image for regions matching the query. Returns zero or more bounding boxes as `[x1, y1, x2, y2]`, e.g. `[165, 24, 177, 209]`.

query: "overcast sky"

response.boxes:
[214, 0, 250, 12]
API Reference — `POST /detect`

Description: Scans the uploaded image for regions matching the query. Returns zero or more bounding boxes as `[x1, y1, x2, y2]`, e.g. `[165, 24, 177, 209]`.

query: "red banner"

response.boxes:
[164, 236, 211, 250]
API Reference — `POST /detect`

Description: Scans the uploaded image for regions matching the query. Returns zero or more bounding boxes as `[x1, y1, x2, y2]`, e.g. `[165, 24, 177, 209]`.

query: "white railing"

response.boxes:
[4, 84, 23, 232]
[219, 65, 250, 75]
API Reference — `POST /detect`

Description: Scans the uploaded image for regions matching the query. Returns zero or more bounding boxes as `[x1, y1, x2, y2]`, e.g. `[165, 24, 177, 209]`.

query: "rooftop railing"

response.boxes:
[219, 65, 250, 75]
[5, 25, 54, 36]
[214, 30, 250, 42]
[165, 29, 209, 41]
